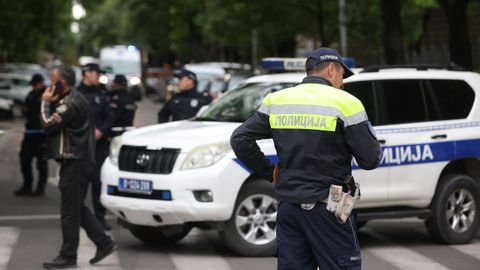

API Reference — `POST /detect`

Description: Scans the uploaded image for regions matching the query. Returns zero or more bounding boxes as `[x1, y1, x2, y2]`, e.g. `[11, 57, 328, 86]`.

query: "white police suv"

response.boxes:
[101, 63, 480, 256]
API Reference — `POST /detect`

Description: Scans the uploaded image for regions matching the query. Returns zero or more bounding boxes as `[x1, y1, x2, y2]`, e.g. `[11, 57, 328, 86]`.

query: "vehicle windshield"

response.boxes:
[101, 60, 140, 75]
[195, 82, 297, 122]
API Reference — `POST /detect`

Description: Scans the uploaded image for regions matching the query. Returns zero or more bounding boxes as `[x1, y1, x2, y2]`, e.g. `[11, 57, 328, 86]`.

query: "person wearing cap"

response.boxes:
[77, 63, 115, 231]
[109, 74, 137, 137]
[15, 73, 49, 196]
[157, 68, 211, 123]
[230, 47, 382, 269]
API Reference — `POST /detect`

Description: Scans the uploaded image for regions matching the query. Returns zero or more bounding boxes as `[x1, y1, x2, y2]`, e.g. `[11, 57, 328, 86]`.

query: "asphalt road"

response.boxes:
[0, 97, 479, 270]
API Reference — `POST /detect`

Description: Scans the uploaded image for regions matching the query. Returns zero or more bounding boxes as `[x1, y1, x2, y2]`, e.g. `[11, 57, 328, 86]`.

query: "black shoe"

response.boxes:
[99, 219, 112, 231]
[33, 189, 45, 197]
[43, 255, 76, 269]
[89, 242, 118, 265]
[14, 188, 33, 196]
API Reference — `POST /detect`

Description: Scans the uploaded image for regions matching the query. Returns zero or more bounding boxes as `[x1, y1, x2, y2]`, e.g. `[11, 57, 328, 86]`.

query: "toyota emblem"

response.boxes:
[136, 153, 150, 167]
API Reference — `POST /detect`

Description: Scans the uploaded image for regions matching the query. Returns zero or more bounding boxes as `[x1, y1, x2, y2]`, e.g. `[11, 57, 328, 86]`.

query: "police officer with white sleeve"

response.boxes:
[230, 47, 382, 269]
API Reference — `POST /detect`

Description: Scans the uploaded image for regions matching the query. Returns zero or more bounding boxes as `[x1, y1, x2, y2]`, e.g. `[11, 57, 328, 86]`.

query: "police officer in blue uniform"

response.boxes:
[109, 74, 137, 136]
[231, 48, 382, 269]
[77, 63, 115, 231]
[157, 69, 211, 123]
[15, 73, 48, 196]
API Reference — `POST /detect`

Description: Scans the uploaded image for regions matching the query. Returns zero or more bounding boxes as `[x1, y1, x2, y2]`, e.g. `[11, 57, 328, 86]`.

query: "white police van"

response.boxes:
[101, 61, 480, 256]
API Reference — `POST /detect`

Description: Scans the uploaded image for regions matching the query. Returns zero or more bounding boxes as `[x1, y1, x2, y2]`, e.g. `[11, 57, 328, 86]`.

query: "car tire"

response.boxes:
[219, 180, 277, 256]
[129, 224, 191, 245]
[425, 174, 480, 244]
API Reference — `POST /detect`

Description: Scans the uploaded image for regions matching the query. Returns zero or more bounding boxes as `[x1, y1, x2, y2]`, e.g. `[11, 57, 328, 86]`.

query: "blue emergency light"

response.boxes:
[261, 58, 306, 71]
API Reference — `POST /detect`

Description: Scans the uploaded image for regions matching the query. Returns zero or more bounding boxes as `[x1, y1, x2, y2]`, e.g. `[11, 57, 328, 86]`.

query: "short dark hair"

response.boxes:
[306, 60, 341, 76]
[57, 65, 76, 86]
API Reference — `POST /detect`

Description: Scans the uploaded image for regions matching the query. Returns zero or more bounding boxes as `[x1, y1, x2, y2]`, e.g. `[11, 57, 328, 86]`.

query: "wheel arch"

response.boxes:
[224, 173, 273, 223]
[439, 157, 480, 187]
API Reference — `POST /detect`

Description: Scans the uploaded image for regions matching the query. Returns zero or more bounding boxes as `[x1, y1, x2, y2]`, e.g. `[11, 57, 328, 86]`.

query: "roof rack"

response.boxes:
[361, 64, 465, 73]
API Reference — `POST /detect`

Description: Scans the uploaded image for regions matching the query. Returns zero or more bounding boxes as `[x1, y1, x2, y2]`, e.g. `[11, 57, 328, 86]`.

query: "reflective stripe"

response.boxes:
[263, 84, 365, 117]
[343, 110, 368, 127]
[260, 83, 369, 129]
[268, 104, 367, 127]
[269, 104, 339, 116]
[258, 103, 269, 115]
[269, 113, 337, 131]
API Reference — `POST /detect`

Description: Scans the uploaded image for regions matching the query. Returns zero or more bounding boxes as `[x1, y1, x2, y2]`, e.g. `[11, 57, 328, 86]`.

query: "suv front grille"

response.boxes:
[118, 145, 180, 174]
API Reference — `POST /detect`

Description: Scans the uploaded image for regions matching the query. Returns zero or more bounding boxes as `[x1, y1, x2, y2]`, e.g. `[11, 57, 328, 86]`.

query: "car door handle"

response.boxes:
[431, 134, 447, 140]
[377, 139, 386, 144]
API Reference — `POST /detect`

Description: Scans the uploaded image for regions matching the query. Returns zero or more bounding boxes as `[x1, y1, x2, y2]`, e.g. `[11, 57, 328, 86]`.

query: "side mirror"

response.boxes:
[196, 105, 209, 117]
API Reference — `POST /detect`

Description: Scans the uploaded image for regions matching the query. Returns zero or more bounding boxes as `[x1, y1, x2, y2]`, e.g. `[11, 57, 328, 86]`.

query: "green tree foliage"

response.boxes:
[77, 0, 342, 64]
[1, 0, 476, 68]
[0, 0, 72, 62]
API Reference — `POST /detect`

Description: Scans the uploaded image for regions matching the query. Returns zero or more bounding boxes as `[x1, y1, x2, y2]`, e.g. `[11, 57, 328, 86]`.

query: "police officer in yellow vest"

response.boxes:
[231, 47, 382, 269]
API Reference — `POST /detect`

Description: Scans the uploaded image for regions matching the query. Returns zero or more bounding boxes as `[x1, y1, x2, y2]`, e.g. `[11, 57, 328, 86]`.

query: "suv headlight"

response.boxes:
[109, 136, 123, 166]
[181, 141, 231, 170]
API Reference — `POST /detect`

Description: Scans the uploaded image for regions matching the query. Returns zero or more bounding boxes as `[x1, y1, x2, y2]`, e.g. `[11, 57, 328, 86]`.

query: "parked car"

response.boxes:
[0, 73, 31, 104]
[182, 64, 227, 100]
[101, 64, 480, 256]
[0, 96, 14, 119]
[197, 62, 253, 91]
[144, 67, 174, 102]
[0, 63, 50, 84]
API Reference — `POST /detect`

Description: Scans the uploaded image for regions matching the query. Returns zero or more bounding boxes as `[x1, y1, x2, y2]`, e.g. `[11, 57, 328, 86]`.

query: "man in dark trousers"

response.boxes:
[77, 63, 115, 231]
[15, 73, 48, 196]
[109, 74, 136, 137]
[40, 65, 117, 269]
[157, 69, 211, 123]
[231, 48, 382, 270]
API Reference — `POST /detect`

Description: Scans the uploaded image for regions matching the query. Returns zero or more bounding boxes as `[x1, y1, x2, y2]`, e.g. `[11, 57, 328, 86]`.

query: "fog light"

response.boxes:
[161, 191, 172, 200]
[107, 185, 115, 195]
[193, 190, 213, 202]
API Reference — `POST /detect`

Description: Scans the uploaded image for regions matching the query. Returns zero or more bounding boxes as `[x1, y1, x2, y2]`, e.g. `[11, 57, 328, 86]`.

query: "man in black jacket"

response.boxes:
[230, 48, 382, 270]
[157, 69, 210, 123]
[40, 65, 117, 269]
[15, 73, 48, 196]
[77, 63, 115, 230]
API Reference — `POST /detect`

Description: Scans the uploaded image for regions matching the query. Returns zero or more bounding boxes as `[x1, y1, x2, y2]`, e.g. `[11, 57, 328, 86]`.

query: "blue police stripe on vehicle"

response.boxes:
[375, 121, 480, 134]
[233, 155, 278, 173]
[233, 138, 480, 173]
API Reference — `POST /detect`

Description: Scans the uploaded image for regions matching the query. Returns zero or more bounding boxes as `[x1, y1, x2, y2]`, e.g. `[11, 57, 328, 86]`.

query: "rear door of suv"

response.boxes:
[373, 78, 476, 206]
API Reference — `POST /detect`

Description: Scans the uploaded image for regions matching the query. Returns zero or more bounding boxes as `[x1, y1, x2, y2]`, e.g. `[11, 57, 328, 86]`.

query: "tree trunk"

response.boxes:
[380, 0, 405, 64]
[438, 0, 472, 70]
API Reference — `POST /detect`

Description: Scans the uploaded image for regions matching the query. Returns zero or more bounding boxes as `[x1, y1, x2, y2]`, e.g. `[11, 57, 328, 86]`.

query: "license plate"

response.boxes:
[118, 178, 153, 195]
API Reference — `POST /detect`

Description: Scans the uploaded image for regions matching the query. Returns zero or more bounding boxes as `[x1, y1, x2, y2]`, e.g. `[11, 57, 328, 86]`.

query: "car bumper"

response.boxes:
[100, 156, 249, 226]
